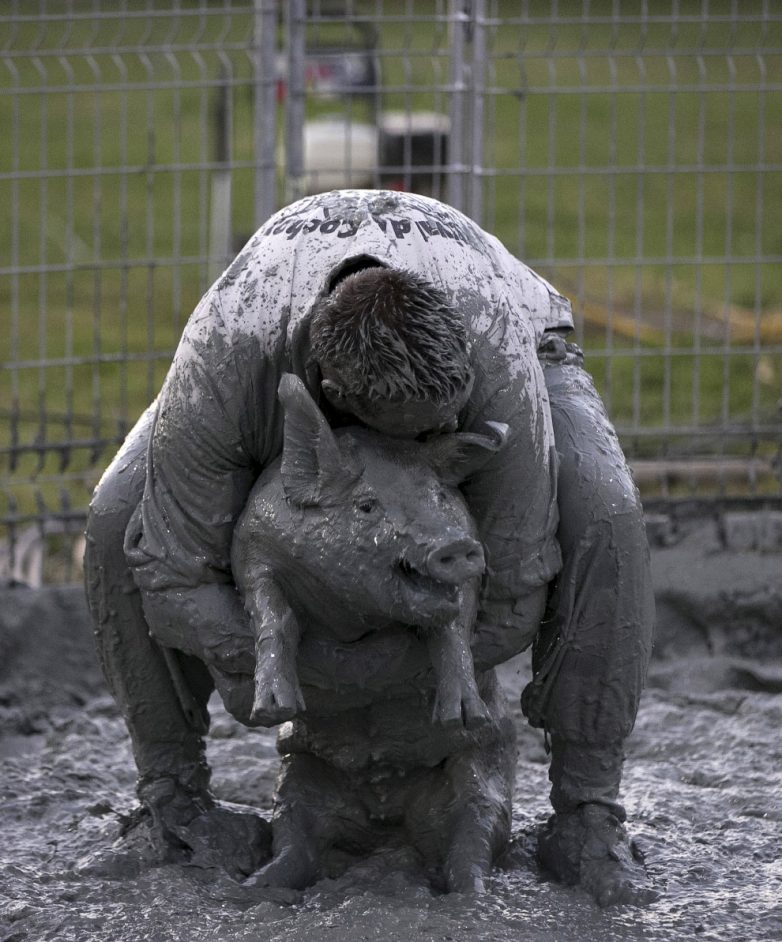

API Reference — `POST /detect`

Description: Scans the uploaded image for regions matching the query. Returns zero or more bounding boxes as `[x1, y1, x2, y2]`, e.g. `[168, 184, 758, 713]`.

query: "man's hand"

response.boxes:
[199, 632, 255, 677]
[140, 583, 256, 675]
[297, 627, 431, 693]
[206, 664, 258, 726]
[209, 631, 435, 726]
[471, 592, 546, 671]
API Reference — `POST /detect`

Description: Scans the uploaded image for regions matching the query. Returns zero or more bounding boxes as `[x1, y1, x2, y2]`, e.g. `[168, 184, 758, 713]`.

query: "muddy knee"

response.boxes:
[84, 405, 154, 622]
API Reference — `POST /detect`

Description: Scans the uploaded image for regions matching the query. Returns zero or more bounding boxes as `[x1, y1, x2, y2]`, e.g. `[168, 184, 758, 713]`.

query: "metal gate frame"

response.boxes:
[2, 1, 781, 584]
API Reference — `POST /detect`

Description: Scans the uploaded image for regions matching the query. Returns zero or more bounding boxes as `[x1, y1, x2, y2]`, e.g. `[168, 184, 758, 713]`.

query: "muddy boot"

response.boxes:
[139, 777, 272, 880]
[537, 803, 658, 907]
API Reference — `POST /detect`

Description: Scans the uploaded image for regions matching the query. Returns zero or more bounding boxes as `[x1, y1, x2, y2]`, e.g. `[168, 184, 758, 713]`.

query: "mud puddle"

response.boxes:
[1, 560, 781, 942]
[1, 648, 780, 942]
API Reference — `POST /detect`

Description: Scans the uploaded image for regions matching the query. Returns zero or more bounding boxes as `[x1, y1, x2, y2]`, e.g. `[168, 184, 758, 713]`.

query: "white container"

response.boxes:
[284, 118, 378, 193]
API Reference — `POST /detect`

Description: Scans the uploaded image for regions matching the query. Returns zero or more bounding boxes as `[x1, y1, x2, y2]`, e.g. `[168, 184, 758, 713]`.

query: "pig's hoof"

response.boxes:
[434, 697, 490, 730]
[446, 869, 487, 895]
[244, 846, 317, 891]
[250, 684, 306, 727]
[249, 701, 298, 727]
[538, 804, 659, 908]
[464, 700, 491, 731]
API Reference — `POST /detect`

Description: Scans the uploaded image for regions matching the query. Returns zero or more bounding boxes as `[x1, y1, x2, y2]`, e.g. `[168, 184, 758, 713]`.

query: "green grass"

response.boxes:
[1, 0, 781, 530]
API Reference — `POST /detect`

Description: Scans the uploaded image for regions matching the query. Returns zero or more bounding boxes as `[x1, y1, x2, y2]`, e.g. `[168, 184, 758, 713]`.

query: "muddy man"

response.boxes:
[84, 189, 656, 906]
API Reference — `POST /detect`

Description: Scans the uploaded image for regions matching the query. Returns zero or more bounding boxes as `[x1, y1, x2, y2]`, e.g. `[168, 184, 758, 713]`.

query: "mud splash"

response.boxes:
[1, 519, 781, 942]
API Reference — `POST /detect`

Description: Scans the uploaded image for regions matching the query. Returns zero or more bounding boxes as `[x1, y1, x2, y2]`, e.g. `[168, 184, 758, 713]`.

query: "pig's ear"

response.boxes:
[277, 373, 359, 505]
[422, 421, 509, 486]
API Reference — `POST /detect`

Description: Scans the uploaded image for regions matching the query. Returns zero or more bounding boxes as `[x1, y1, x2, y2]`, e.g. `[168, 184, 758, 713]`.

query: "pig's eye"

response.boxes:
[356, 496, 378, 514]
[436, 488, 449, 504]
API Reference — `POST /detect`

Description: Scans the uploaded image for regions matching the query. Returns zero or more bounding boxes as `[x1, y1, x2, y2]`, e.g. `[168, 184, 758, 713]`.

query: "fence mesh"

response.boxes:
[2, 0, 781, 584]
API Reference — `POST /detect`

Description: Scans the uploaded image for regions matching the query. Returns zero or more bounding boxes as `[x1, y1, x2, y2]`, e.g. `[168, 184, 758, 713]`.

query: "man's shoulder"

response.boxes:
[480, 244, 574, 341]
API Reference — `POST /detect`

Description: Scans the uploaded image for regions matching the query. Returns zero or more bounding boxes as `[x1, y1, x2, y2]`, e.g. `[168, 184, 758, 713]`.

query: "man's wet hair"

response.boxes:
[310, 267, 471, 404]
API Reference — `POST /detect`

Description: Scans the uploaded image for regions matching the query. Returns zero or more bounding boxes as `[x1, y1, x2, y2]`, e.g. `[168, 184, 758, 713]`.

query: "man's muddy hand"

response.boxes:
[200, 632, 255, 676]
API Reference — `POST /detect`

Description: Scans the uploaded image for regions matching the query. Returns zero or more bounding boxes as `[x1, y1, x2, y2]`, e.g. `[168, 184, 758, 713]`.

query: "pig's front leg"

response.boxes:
[242, 573, 306, 727]
[427, 580, 490, 730]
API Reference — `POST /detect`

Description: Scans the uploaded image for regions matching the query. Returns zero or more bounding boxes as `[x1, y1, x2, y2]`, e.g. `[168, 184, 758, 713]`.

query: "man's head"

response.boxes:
[309, 267, 473, 438]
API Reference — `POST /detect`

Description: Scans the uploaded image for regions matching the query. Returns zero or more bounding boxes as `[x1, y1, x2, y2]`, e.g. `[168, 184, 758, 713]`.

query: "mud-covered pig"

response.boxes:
[232, 373, 509, 731]
[230, 374, 517, 893]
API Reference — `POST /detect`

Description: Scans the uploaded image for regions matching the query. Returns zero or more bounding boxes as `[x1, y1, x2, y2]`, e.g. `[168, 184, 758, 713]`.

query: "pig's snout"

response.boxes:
[425, 538, 484, 584]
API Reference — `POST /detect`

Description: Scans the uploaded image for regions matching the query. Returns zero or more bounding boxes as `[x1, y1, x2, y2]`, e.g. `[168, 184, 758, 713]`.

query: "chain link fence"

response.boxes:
[2, 0, 781, 584]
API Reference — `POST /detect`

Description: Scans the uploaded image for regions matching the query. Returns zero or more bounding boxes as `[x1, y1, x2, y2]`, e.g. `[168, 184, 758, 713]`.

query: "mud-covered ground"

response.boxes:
[1, 519, 781, 942]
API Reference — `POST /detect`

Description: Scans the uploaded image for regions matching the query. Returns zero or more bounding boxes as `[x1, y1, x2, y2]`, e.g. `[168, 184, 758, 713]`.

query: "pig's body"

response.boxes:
[265, 674, 516, 894]
[230, 375, 517, 893]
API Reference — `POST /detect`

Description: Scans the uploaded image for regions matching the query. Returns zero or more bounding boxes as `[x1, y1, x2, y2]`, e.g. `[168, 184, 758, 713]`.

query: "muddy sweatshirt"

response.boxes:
[125, 190, 571, 681]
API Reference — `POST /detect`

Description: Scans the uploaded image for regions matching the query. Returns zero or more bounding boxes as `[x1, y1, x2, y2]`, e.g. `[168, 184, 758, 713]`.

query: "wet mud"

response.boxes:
[1, 520, 781, 942]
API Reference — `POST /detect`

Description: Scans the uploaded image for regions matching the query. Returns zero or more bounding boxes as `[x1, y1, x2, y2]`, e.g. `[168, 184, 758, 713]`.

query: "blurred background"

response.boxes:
[1, 0, 781, 584]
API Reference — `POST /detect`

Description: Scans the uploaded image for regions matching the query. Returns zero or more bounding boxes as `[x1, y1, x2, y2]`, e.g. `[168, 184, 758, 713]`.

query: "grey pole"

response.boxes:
[284, 0, 307, 202]
[447, 0, 468, 212]
[253, 0, 279, 227]
[469, 0, 486, 225]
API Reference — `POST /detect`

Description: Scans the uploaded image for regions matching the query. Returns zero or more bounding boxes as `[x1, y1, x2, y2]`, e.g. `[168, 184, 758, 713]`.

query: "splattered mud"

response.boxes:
[1, 522, 781, 942]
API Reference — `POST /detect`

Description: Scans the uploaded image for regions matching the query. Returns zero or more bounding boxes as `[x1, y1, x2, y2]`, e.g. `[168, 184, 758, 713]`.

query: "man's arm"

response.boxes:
[130, 578, 256, 673]
[461, 314, 561, 670]
[471, 590, 548, 672]
[122, 286, 271, 671]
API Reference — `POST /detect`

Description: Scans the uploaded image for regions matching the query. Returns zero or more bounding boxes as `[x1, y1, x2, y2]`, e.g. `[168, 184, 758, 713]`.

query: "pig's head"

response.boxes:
[274, 373, 508, 629]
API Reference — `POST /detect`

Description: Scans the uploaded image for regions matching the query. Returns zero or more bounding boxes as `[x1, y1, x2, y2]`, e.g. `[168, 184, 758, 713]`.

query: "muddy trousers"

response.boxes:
[84, 348, 654, 818]
[522, 338, 655, 817]
[84, 405, 215, 800]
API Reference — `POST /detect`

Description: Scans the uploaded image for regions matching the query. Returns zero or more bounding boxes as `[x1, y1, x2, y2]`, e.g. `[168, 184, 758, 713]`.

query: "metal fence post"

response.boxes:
[469, 0, 486, 225]
[253, 0, 278, 227]
[284, 0, 306, 203]
[2, 3, 781, 583]
[447, 0, 469, 213]
[448, 0, 485, 224]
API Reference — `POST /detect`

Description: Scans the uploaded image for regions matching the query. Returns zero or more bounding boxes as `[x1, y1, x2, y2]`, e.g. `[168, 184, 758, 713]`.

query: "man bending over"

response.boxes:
[85, 190, 655, 906]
